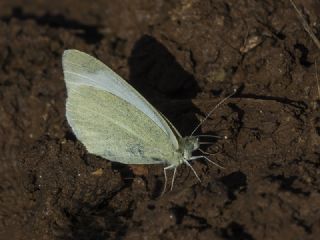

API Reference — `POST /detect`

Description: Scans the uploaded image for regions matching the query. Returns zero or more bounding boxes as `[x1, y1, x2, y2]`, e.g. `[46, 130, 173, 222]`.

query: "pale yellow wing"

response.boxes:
[63, 49, 180, 149]
[63, 50, 181, 164]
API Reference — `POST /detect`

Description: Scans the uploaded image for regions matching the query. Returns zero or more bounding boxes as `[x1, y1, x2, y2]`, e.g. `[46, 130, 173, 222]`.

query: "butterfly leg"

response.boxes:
[170, 166, 177, 191]
[198, 148, 217, 156]
[183, 159, 201, 182]
[198, 142, 214, 145]
[162, 164, 176, 195]
[189, 155, 224, 169]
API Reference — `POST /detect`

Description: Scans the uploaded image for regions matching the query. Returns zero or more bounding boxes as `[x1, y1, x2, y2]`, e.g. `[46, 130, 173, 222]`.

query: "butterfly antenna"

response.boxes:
[190, 89, 237, 136]
[194, 134, 222, 138]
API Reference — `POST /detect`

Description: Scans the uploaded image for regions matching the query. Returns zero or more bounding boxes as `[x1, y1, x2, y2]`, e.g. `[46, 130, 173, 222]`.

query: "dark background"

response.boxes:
[0, 0, 319, 239]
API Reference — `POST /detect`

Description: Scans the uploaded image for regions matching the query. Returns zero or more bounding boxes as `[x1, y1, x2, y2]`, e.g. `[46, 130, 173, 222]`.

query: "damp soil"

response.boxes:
[1, 0, 320, 239]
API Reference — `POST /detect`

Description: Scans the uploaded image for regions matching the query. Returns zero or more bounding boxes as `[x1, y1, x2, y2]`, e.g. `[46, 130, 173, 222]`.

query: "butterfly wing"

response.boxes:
[63, 50, 180, 164]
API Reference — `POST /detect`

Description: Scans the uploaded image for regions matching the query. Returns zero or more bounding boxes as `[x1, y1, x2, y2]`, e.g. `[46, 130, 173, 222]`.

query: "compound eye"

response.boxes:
[193, 138, 200, 150]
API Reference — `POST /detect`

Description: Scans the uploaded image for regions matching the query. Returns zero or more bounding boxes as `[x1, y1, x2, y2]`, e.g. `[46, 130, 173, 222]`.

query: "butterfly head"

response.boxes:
[180, 136, 199, 160]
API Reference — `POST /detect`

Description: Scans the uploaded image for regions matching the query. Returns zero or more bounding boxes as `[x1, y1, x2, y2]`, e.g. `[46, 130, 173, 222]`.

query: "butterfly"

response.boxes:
[63, 49, 234, 193]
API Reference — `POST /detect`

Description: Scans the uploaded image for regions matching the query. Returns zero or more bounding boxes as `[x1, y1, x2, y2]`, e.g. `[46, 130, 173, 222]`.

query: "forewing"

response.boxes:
[65, 84, 176, 164]
[63, 49, 179, 149]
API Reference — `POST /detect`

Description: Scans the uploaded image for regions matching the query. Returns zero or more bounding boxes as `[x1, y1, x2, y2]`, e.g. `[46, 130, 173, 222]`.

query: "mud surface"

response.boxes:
[1, 0, 320, 239]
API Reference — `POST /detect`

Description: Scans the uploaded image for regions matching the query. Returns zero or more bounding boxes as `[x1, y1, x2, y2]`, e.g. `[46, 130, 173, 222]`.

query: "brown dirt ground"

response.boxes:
[0, 0, 320, 239]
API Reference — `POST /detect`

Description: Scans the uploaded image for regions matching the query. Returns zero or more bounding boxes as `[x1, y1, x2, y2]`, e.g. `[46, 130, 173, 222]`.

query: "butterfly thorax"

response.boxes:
[179, 136, 199, 160]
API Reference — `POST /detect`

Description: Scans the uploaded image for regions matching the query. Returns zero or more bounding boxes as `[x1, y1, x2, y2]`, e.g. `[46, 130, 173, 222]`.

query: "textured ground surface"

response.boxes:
[0, 0, 320, 239]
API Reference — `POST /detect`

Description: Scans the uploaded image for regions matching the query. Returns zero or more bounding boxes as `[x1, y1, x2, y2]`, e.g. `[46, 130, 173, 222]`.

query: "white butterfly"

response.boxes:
[63, 49, 233, 193]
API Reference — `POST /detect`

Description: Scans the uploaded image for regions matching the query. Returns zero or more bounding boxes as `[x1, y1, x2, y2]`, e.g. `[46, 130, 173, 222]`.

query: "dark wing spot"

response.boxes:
[103, 149, 116, 158]
[126, 143, 145, 157]
[151, 158, 164, 163]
